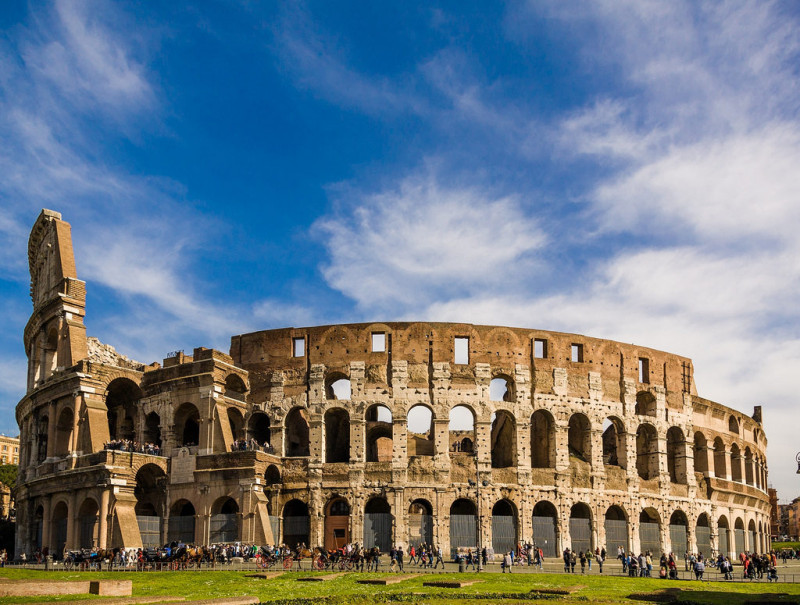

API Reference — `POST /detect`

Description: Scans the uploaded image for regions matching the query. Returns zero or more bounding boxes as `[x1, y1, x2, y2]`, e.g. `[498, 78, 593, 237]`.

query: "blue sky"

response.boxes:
[1, 1, 800, 498]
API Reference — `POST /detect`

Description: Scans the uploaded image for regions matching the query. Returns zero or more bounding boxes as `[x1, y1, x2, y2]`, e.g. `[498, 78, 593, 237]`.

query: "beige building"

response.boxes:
[16, 210, 771, 559]
[0, 434, 20, 466]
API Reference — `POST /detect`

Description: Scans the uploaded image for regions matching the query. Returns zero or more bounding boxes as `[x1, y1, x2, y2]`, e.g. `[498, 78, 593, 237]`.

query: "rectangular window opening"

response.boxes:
[372, 332, 386, 352]
[571, 343, 583, 363]
[292, 337, 305, 357]
[454, 337, 469, 364]
[534, 338, 547, 359]
[639, 357, 650, 383]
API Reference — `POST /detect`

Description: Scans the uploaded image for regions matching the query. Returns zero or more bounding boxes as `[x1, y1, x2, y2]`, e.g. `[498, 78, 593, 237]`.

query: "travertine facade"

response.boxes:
[16, 210, 770, 560]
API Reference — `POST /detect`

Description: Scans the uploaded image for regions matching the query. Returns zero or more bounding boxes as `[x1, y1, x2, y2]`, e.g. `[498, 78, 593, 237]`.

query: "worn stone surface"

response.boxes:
[15, 210, 771, 562]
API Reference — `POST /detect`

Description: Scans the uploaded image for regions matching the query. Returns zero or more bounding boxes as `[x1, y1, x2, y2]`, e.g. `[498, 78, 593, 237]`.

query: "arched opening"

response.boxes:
[569, 503, 592, 554]
[744, 447, 754, 486]
[728, 415, 739, 434]
[532, 501, 558, 557]
[635, 391, 657, 416]
[32, 506, 43, 551]
[490, 410, 516, 468]
[693, 432, 708, 475]
[285, 407, 310, 457]
[106, 378, 142, 442]
[568, 413, 591, 464]
[366, 405, 393, 462]
[734, 517, 745, 555]
[748, 519, 757, 553]
[449, 405, 475, 455]
[247, 412, 271, 448]
[668, 510, 688, 554]
[666, 427, 687, 484]
[364, 498, 392, 552]
[168, 500, 195, 544]
[227, 407, 245, 443]
[407, 405, 435, 456]
[135, 464, 167, 548]
[449, 499, 477, 556]
[210, 497, 239, 544]
[324, 408, 350, 463]
[491, 499, 518, 555]
[713, 437, 727, 478]
[718, 515, 731, 558]
[636, 424, 659, 480]
[224, 374, 247, 401]
[144, 412, 161, 448]
[490, 376, 514, 402]
[730, 443, 743, 482]
[265, 464, 281, 486]
[36, 415, 49, 462]
[696, 513, 711, 556]
[324, 498, 351, 550]
[602, 417, 627, 469]
[408, 499, 433, 548]
[174, 403, 200, 447]
[605, 506, 629, 552]
[43, 327, 59, 379]
[78, 498, 100, 549]
[52, 501, 69, 556]
[283, 500, 310, 548]
[54, 407, 74, 456]
[639, 508, 662, 557]
[530, 410, 555, 468]
[325, 374, 351, 400]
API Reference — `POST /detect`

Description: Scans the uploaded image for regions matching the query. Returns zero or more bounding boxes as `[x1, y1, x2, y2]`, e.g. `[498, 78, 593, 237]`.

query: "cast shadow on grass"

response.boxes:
[628, 586, 800, 605]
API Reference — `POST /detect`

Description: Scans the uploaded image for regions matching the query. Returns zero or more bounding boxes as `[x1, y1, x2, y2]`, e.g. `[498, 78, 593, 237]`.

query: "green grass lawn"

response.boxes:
[774, 542, 800, 552]
[1, 568, 800, 604]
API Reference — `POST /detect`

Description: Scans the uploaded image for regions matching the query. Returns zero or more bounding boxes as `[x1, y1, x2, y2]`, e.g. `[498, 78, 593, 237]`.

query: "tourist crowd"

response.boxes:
[103, 440, 161, 455]
[230, 439, 274, 454]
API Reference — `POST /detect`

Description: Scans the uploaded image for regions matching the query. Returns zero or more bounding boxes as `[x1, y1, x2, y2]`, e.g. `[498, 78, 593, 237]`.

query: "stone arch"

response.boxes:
[532, 500, 558, 557]
[666, 426, 687, 484]
[408, 499, 433, 548]
[728, 415, 739, 434]
[730, 443, 742, 482]
[713, 436, 727, 478]
[490, 375, 514, 402]
[747, 518, 757, 552]
[43, 325, 58, 378]
[174, 402, 200, 447]
[227, 407, 245, 442]
[210, 497, 239, 544]
[734, 517, 746, 555]
[569, 502, 593, 554]
[635, 391, 657, 417]
[364, 497, 392, 551]
[696, 513, 711, 556]
[717, 515, 731, 557]
[265, 464, 281, 486]
[324, 497, 351, 550]
[407, 404, 435, 456]
[224, 374, 247, 400]
[36, 412, 49, 462]
[78, 497, 100, 549]
[54, 406, 74, 456]
[605, 505, 629, 551]
[531, 410, 555, 468]
[283, 499, 310, 548]
[568, 413, 592, 464]
[144, 411, 161, 447]
[693, 432, 708, 474]
[491, 499, 518, 554]
[366, 404, 392, 462]
[324, 408, 350, 463]
[52, 500, 69, 556]
[325, 372, 351, 400]
[668, 510, 689, 555]
[247, 412, 271, 446]
[106, 377, 142, 441]
[32, 505, 44, 550]
[639, 507, 662, 557]
[636, 423, 659, 480]
[285, 407, 310, 457]
[449, 405, 475, 455]
[602, 416, 627, 469]
[744, 447, 754, 486]
[490, 410, 516, 468]
[449, 498, 477, 555]
[134, 464, 166, 516]
[168, 499, 195, 544]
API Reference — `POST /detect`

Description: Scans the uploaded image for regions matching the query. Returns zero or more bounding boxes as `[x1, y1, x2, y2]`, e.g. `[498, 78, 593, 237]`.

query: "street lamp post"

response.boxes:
[795, 452, 800, 474]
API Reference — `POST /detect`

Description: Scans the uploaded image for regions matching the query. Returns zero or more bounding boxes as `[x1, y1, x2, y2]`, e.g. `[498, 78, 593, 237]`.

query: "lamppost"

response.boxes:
[795, 452, 800, 474]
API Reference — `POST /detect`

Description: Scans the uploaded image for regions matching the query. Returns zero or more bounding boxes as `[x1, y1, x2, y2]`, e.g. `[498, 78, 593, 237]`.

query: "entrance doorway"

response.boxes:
[324, 498, 351, 550]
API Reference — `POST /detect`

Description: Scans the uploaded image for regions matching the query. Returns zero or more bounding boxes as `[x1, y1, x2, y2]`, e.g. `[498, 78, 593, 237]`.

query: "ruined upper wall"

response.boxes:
[231, 322, 698, 402]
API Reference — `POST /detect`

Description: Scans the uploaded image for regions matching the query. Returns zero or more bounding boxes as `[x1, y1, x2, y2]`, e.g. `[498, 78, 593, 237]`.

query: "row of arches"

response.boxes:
[693, 432, 768, 489]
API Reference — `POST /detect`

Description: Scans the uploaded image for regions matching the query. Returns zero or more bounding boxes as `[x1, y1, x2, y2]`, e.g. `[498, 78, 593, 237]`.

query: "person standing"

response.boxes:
[397, 546, 404, 572]
[503, 551, 512, 573]
[596, 549, 604, 573]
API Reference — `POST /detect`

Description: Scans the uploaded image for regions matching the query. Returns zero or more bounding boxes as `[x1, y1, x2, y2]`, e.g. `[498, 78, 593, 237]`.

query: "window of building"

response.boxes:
[2, 446, 6, 451]
[292, 337, 305, 357]
[372, 332, 386, 352]
[534, 338, 547, 359]
[454, 337, 469, 364]
[638, 357, 650, 383]
[571, 343, 583, 363]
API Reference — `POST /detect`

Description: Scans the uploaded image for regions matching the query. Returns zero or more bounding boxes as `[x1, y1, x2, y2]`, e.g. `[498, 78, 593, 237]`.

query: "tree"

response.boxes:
[0, 465, 18, 489]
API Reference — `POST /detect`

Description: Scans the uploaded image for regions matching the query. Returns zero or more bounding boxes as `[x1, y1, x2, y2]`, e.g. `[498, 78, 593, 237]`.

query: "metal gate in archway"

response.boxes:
[748, 530, 756, 552]
[449, 514, 477, 556]
[605, 519, 628, 552]
[168, 516, 195, 544]
[568, 518, 591, 554]
[210, 514, 238, 544]
[532, 516, 557, 557]
[718, 527, 730, 556]
[669, 524, 687, 555]
[492, 514, 517, 555]
[696, 526, 711, 556]
[408, 514, 433, 549]
[54, 518, 67, 555]
[364, 513, 392, 552]
[734, 529, 745, 555]
[137, 515, 161, 548]
[639, 522, 661, 557]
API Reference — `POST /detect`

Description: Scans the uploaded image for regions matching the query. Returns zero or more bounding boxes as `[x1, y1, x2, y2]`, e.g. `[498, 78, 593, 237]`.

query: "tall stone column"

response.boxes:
[71, 392, 82, 453]
[66, 491, 77, 549]
[46, 401, 57, 459]
[99, 489, 110, 549]
[42, 495, 52, 553]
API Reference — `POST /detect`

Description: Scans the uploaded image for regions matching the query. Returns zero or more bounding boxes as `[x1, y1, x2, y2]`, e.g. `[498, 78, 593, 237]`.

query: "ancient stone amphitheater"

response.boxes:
[16, 210, 770, 560]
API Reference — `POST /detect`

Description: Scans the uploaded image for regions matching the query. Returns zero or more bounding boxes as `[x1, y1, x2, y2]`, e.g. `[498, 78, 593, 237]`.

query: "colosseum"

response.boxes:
[16, 209, 771, 561]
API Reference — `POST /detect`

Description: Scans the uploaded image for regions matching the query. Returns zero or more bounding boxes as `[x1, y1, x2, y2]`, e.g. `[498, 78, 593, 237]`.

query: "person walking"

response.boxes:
[596, 549, 604, 574]
[409, 545, 417, 566]
[397, 546, 404, 572]
[579, 551, 586, 573]
[433, 545, 445, 570]
[563, 548, 571, 573]
[503, 551, 512, 573]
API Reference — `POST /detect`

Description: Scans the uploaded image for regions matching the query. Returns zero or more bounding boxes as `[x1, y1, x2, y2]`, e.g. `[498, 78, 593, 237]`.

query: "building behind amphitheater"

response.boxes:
[16, 209, 771, 559]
